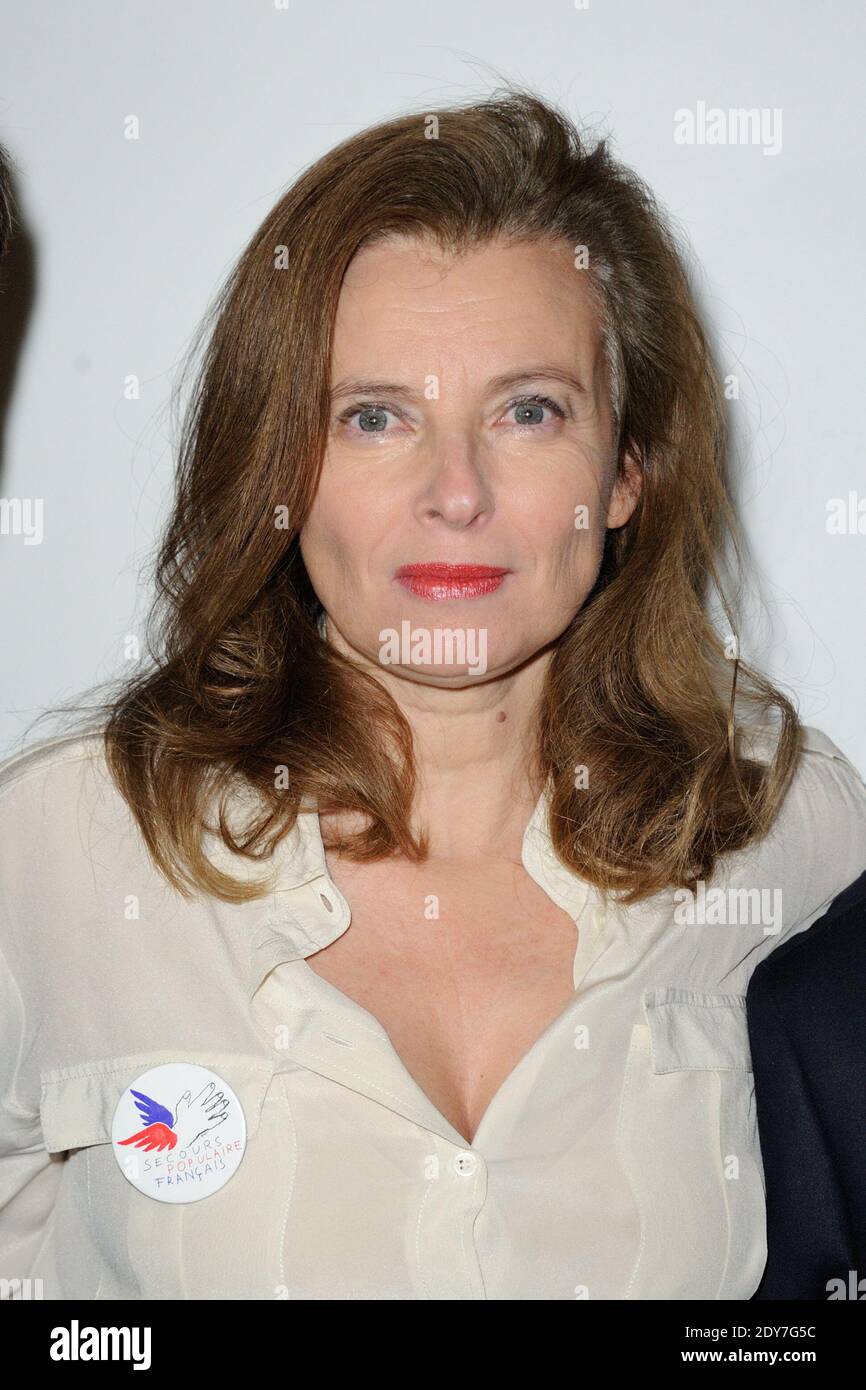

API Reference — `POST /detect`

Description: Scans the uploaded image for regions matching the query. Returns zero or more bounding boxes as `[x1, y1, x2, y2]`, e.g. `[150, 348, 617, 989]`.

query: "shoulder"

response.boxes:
[762, 721, 866, 868]
[0, 728, 116, 819]
[0, 727, 147, 898]
[0, 727, 296, 911]
[725, 721, 866, 950]
[746, 719, 866, 853]
[741, 719, 864, 779]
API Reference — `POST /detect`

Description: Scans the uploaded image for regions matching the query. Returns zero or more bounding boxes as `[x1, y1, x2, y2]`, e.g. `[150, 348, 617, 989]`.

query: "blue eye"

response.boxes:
[338, 403, 400, 434]
[356, 406, 390, 432]
[508, 394, 565, 426]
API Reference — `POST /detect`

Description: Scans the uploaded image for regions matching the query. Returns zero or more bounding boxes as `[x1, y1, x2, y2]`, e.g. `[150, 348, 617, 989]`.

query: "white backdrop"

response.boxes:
[1, 0, 864, 766]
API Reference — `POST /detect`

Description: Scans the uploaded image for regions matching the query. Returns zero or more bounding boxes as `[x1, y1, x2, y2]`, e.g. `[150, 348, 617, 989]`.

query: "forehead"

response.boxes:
[332, 233, 604, 370]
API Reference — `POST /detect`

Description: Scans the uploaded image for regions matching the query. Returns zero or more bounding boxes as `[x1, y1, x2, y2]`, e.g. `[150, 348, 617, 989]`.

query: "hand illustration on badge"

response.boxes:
[172, 1081, 230, 1148]
[119, 1079, 231, 1153]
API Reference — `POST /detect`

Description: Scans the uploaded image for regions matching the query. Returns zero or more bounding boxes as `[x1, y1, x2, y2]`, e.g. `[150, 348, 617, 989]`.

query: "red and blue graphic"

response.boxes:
[118, 1080, 230, 1153]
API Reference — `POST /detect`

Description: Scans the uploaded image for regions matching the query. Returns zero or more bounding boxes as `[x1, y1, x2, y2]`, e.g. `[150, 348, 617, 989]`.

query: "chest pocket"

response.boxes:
[615, 990, 767, 1301]
[39, 1050, 288, 1299]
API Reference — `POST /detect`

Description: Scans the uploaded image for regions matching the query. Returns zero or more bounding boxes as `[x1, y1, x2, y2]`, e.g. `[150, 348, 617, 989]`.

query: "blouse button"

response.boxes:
[452, 1151, 480, 1177]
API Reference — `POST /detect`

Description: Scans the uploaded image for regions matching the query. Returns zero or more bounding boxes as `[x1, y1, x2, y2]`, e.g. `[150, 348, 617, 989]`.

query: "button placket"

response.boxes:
[410, 1137, 488, 1299]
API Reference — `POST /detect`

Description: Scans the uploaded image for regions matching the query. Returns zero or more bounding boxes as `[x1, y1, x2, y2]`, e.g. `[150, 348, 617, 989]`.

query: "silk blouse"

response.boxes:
[1, 724, 865, 1300]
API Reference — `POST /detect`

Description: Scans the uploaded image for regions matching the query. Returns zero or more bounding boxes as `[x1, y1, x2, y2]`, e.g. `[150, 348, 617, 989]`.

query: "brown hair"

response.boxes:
[61, 86, 799, 904]
[0, 141, 16, 260]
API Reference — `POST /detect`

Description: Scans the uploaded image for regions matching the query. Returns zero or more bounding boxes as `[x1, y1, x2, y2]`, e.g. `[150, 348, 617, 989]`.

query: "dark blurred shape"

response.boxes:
[748, 867, 866, 1299]
[0, 139, 36, 485]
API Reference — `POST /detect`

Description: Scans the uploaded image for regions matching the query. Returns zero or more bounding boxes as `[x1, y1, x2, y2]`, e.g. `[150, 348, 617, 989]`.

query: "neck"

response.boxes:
[321, 616, 551, 861]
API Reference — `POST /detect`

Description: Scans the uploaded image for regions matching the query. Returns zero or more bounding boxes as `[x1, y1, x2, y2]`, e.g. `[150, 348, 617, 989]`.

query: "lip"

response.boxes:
[394, 562, 510, 601]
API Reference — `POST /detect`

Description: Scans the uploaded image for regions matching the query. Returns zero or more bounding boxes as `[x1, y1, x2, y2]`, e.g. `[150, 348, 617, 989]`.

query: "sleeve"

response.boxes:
[747, 963, 856, 1299]
[0, 926, 62, 1296]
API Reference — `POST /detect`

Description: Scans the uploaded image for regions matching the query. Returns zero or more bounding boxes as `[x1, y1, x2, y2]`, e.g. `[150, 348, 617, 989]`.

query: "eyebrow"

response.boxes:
[329, 364, 589, 403]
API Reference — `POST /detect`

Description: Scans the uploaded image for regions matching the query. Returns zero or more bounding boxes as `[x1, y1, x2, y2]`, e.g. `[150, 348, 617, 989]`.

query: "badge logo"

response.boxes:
[111, 1062, 247, 1203]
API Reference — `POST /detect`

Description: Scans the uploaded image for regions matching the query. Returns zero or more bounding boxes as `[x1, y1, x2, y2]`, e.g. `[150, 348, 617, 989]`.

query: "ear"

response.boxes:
[605, 447, 642, 530]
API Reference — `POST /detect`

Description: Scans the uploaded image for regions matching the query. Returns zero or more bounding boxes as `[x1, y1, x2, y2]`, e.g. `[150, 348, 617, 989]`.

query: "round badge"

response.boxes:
[111, 1062, 247, 1203]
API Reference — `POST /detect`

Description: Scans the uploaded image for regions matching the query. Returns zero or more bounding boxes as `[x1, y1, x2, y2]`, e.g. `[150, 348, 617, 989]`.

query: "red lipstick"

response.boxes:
[394, 562, 510, 600]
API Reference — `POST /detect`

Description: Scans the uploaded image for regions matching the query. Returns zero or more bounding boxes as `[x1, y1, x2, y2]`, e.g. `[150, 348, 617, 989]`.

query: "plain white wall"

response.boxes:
[1, 0, 864, 766]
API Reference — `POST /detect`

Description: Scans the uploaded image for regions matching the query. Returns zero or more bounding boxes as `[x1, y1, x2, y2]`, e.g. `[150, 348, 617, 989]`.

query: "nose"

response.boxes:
[413, 434, 494, 530]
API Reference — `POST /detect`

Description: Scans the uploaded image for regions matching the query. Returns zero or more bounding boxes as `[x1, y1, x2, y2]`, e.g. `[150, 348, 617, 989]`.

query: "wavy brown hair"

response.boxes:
[75, 87, 798, 906]
[0, 141, 15, 260]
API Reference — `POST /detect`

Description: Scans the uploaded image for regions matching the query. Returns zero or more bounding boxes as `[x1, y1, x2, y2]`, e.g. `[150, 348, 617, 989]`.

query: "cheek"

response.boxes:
[300, 484, 396, 597]
[545, 526, 604, 592]
[511, 481, 607, 587]
[298, 509, 341, 594]
[300, 520, 356, 593]
[300, 476, 361, 570]
[514, 451, 608, 529]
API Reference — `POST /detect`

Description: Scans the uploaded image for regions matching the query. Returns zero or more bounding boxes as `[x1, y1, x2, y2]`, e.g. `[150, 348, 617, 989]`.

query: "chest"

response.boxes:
[303, 856, 579, 1145]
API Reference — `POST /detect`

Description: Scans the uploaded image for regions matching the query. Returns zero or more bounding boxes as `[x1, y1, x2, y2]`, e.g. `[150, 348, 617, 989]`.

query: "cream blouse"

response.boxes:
[1, 724, 865, 1301]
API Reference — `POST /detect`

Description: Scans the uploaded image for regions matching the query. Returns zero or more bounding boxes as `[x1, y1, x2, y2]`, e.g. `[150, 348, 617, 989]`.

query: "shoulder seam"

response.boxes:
[0, 733, 107, 806]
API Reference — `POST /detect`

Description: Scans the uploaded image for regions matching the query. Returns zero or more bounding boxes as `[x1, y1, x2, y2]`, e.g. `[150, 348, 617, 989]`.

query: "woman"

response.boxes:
[1, 88, 864, 1301]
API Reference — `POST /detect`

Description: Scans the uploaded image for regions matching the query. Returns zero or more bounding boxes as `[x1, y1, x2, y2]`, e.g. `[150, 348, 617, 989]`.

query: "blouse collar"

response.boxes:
[216, 777, 612, 1003]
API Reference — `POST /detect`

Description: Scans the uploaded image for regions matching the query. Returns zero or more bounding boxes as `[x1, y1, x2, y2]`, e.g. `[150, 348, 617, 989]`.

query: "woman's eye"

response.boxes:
[340, 404, 400, 434]
[505, 395, 565, 427]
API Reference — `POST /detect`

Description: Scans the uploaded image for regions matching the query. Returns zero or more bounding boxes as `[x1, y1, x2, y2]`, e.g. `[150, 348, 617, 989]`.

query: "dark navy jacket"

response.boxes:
[747, 868, 866, 1299]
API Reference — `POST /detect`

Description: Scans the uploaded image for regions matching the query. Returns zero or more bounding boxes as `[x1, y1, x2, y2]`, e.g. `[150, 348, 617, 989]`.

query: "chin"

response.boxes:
[392, 662, 503, 688]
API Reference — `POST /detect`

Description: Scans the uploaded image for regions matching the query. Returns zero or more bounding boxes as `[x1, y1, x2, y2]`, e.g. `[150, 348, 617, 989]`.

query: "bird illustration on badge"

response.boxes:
[118, 1079, 231, 1152]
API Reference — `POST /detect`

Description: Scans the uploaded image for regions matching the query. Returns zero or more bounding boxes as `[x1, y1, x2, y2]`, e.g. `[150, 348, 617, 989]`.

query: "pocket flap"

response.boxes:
[39, 1050, 276, 1153]
[642, 989, 753, 1073]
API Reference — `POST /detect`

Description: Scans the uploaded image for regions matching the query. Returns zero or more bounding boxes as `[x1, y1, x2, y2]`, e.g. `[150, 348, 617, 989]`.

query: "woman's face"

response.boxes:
[300, 233, 640, 684]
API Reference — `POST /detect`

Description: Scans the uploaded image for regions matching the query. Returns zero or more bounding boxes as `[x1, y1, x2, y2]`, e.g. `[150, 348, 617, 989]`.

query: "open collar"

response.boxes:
[230, 778, 610, 1002]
